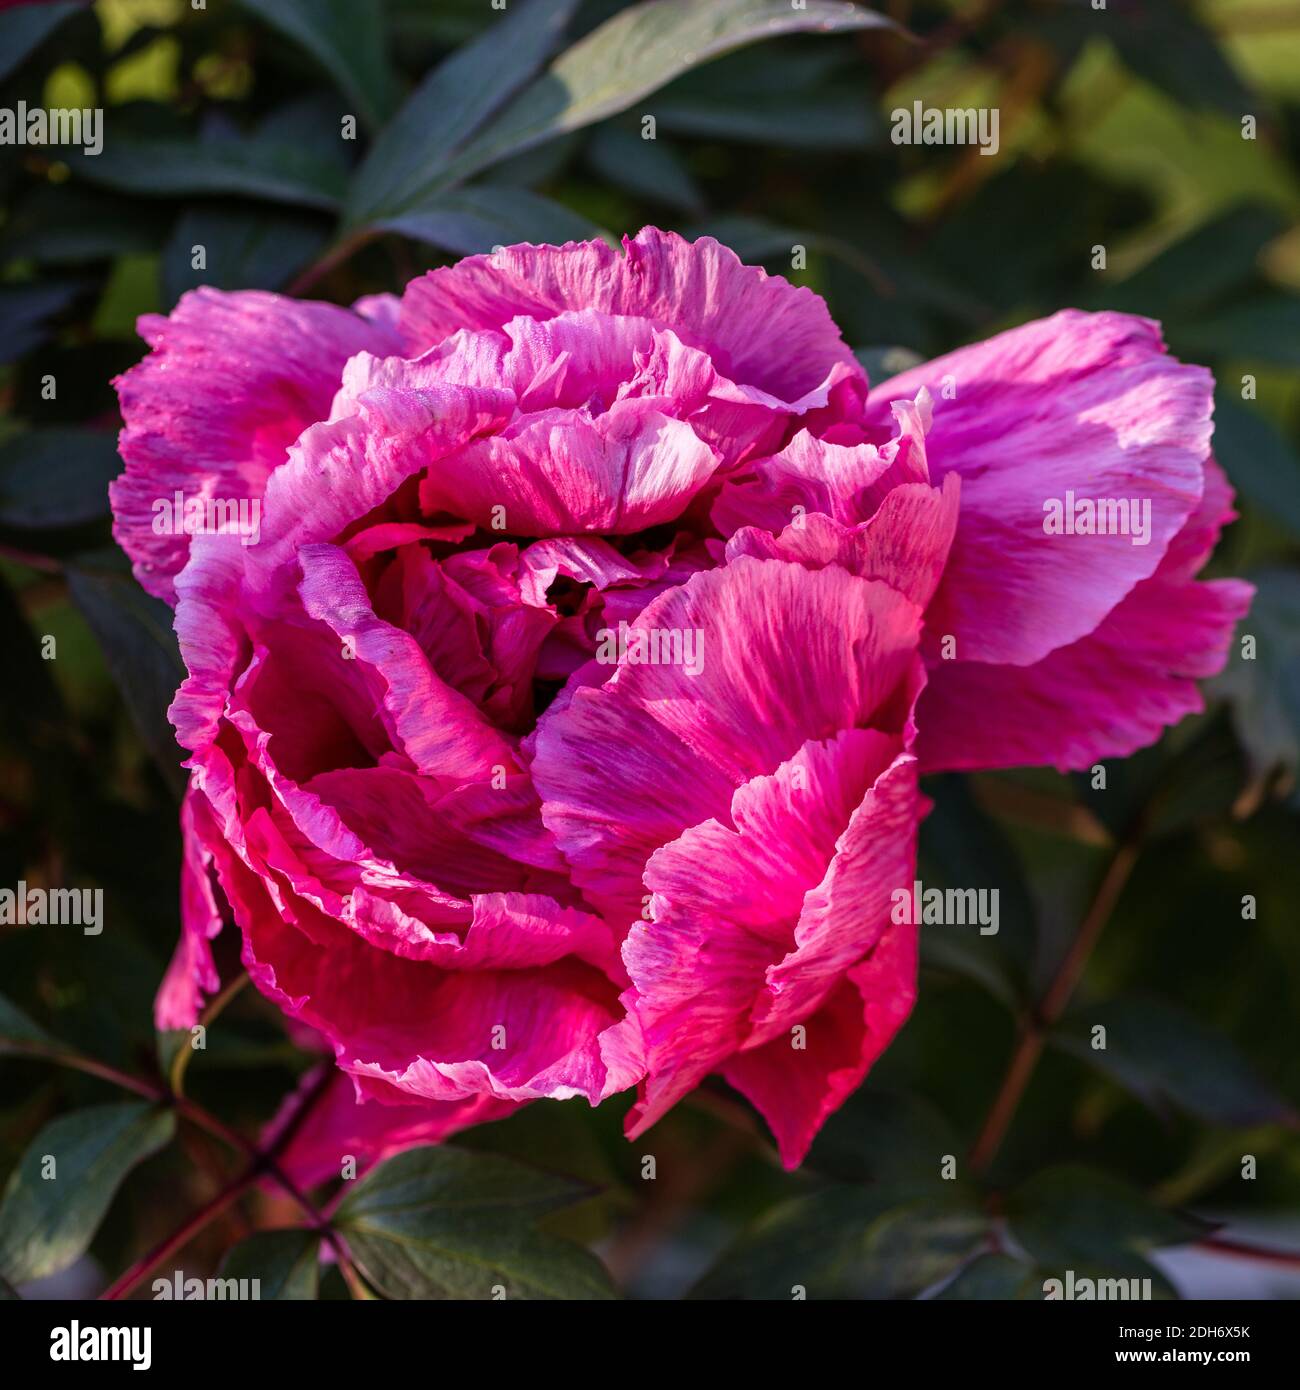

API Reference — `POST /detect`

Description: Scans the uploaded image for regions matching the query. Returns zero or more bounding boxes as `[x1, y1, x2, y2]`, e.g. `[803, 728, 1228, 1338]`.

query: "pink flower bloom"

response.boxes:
[111, 229, 1248, 1171]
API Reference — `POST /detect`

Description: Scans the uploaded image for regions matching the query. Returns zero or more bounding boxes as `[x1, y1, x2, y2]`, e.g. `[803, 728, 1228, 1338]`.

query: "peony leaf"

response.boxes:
[333, 1146, 616, 1300]
[1005, 1166, 1203, 1292]
[0, 429, 120, 530]
[1211, 568, 1300, 804]
[0, 992, 63, 1057]
[916, 774, 1037, 1007]
[218, 1229, 321, 1301]
[1052, 995, 1295, 1129]
[0, 1, 84, 85]
[345, 0, 582, 227]
[584, 125, 705, 215]
[1213, 392, 1300, 542]
[437, 0, 896, 190]
[935, 1252, 1043, 1300]
[233, 0, 397, 130]
[69, 138, 346, 211]
[0, 1103, 175, 1286]
[161, 204, 330, 306]
[67, 563, 187, 798]
[374, 184, 606, 257]
[692, 1185, 987, 1300]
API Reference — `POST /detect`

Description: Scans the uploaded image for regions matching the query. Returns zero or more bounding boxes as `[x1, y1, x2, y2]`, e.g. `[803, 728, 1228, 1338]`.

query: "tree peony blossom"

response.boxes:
[110, 228, 1250, 1170]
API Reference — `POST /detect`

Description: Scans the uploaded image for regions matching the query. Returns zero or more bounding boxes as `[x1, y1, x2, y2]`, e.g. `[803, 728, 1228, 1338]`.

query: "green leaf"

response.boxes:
[70, 138, 346, 211]
[1095, 205, 1286, 317]
[333, 1146, 617, 1299]
[807, 1089, 959, 1186]
[1107, 0, 1255, 115]
[235, 0, 397, 129]
[935, 1252, 1042, 1300]
[0, 281, 87, 365]
[855, 345, 924, 383]
[433, 0, 895, 193]
[1212, 392, 1300, 541]
[0, 429, 119, 530]
[0, 1103, 175, 1285]
[1053, 995, 1295, 1128]
[692, 1185, 986, 1300]
[0, 992, 62, 1057]
[346, 0, 582, 227]
[0, 1, 84, 84]
[66, 563, 187, 798]
[218, 1229, 321, 1300]
[653, 44, 877, 149]
[1171, 295, 1300, 368]
[0, 186, 170, 266]
[1006, 1166, 1203, 1288]
[585, 124, 705, 214]
[1211, 568, 1300, 801]
[162, 203, 330, 305]
[376, 184, 606, 257]
[917, 774, 1037, 1006]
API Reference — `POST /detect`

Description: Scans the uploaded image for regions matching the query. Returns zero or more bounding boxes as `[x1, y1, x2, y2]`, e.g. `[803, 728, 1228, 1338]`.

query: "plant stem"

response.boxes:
[100, 1170, 255, 1301]
[969, 835, 1143, 1175]
[286, 230, 373, 296]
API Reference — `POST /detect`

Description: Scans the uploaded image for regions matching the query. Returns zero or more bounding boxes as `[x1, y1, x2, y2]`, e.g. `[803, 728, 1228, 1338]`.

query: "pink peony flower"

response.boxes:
[110, 229, 1250, 1171]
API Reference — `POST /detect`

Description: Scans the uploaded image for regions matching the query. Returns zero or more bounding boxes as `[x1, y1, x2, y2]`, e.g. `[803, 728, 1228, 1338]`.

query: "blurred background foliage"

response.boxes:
[0, 0, 1298, 1300]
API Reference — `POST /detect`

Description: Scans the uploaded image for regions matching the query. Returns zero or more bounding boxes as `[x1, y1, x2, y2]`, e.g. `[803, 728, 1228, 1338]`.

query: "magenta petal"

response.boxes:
[295, 543, 518, 780]
[532, 558, 924, 921]
[421, 400, 722, 536]
[917, 457, 1253, 772]
[722, 923, 917, 1169]
[399, 227, 864, 403]
[111, 289, 399, 602]
[155, 788, 224, 1029]
[869, 310, 1213, 665]
[724, 472, 960, 610]
[267, 1067, 518, 1189]
[622, 731, 917, 1147]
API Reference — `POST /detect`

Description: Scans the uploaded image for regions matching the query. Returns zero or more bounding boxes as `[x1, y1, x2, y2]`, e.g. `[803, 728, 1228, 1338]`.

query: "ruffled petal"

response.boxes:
[867, 310, 1212, 665]
[420, 399, 721, 536]
[532, 557, 924, 922]
[111, 289, 400, 601]
[154, 787, 224, 1029]
[266, 1066, 517, 1188]
[399, 227, 864, 404]
[916, 459, 1252, 771]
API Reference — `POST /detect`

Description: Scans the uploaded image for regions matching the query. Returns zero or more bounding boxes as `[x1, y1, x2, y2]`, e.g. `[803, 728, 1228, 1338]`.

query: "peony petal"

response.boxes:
[722, 920, 917, 1168]
[155, 787, 224, 1029]
[723, 472, 960, 610]
[533, 557, 924, 922]
[916, 454, 1252, 772]
[868, 310, 1212, 665]
[399, 227, 864, 403]
[420, 399, 721, 536]
[245, 376, 514, 608]
[111, 289, 400, 601]
[267, 1066, 517, 1188]
[623, 729, 908, 1136]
